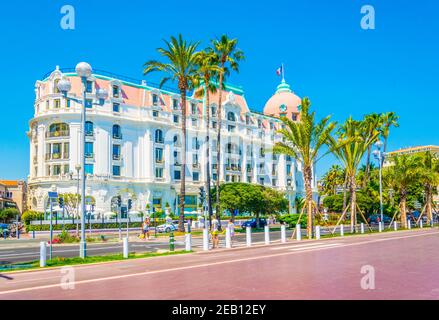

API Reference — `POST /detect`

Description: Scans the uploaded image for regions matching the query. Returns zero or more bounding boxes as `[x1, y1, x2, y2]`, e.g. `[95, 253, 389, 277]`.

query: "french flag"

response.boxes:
[276, 65, 283, 76]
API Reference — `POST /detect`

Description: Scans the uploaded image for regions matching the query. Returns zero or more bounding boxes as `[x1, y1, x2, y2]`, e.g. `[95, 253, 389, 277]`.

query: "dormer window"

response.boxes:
[112, 85, 120, 98]
[86, 81, 93, 94]
[191, 103, 197, 115]
[245, 115, 250, 125]
[173, 99, 179, 110]
[257, 119, 262, 128]
[227, 112, 236, 122]
[152, 94, 159, 106]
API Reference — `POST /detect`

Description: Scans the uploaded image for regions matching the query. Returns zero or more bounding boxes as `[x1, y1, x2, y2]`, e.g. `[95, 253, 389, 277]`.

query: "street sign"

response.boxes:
[48, 192, 58, 199]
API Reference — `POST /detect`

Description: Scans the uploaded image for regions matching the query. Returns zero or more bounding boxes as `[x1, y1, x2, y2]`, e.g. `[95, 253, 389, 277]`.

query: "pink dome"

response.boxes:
[263, 79, 301, 120]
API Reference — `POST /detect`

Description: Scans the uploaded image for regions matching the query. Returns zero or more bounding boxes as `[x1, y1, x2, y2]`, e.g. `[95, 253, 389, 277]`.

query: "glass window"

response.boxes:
[173, 99, 179, 110]
[113, 165, 121, 176]
[113, 85, 119, 98]
[155, 167, 163, 178]
[173, 115, 179, 123]
[227, 112, 236, 121]
[193, 172, 199, 181]
[112, 125, 122, 139]
[86, 81, 93, 93]
[53, 165, 62, 176]
[66, 99, 71, 108]
[85, 99, 93, 109]
[54, 99, 61, 109]
[212, 121, 217, 129]
[287, 164, 291, 175]
[153, 110, 159, 117]
[155, 148, 163, 162]
[85, 142, 94, 157]
[85, 121, 93, 136]
[191, 103, 197, 114]
[174, 170, 181, 180]
[155, 129, 164, 143]
[292, 113, 297, 121]
[113, 103, 120, 113]
[113, 144, 121, 160]
[84, 164, 94, 175]
[63, 143, 69, 159]
[152, 94, 158, 106]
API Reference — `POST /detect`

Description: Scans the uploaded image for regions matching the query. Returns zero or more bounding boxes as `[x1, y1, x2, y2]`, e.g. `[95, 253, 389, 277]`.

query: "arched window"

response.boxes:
[227, 112, 236, 122]
[112, 125, 122, 139]
[155, 129, 164, 143]
[85, 121, 94, 136]
[54, 79, 60, 94]
[48, 123, 69, 138]
[173, 135, 181, 147]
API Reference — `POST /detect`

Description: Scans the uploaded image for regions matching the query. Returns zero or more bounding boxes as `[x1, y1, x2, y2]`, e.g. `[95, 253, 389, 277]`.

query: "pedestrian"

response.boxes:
[142, 217, 150, 240]
[227, 219, 235, 243]
[211, 218, 220, 249]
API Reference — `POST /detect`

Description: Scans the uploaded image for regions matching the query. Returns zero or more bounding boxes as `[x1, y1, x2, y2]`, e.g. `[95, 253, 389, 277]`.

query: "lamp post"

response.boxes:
[58, 62, 108, 258]
[373, 140, 386, 225]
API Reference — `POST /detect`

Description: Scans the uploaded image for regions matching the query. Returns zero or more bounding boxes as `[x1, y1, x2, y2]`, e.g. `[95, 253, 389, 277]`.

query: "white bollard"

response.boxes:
[225, 227, 232, 249]
[123, 237, 129, 259]
[360, 223, 365, 234]
[264, 225, 270, 245]
[39, 241, 47, 267]
[185, 233, 192, 251]
[296, 224, 301, 241]
[203, 229, 209, 251]
[394, 221, 398, 231]
[315, 225, 321, 240]
[280, 224, 286, 243]
[408, 220, 411, 229]
[246, 226, 252, 247]
[340, 224, 344, 237]
[431, 220, 434, 228]
[420, 220, 423, 229]
[378, 222, 382, 233]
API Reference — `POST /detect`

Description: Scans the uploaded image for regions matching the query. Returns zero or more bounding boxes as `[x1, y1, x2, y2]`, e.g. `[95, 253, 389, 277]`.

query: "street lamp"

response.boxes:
[373, 140, 386, 226]
[58, 62, 108, 258]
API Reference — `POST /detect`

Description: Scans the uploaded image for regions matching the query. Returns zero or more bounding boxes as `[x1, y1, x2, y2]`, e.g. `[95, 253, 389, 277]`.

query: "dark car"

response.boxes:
[241, 218, 267, 229]
[408, 211, 427, 224]
[367, 214, 391, 224]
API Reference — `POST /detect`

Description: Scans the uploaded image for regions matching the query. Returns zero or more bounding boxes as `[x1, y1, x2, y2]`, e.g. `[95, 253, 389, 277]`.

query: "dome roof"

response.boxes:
[263, 79, 301, 119]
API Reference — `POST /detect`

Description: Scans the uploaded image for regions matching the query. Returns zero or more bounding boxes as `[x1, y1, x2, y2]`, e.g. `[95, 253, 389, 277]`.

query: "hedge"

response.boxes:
[26, 220, 169, 232]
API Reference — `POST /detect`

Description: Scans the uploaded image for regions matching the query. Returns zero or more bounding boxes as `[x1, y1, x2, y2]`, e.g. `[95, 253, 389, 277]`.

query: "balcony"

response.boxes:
[174, 162, 181, 167]
[246, 167, 253, 173]
[113, 134, 123, 140]
[192, 163, 200, 169]
[45, 153, 68, 161]
[156, 159, 164, 164]
[113, 154, 121, 161]
[85, 153, 95, 160]
[46, 130, 70, 139]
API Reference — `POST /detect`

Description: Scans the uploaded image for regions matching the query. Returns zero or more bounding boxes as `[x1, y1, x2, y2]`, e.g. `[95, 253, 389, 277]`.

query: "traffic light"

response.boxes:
[58, 197, 64, 209]
[128, 199, 132, 210]
[117, 196, 122, 208]
[199, 186, 206, 205]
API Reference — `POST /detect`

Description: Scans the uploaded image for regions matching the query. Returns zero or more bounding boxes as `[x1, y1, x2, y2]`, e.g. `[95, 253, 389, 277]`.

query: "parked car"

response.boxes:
[156, 222, 179, 233]
[0, 224, 10, 238]
[408, 211, 427, 224]
[367, 214, 391, 224]
[241, 218, 267, 229]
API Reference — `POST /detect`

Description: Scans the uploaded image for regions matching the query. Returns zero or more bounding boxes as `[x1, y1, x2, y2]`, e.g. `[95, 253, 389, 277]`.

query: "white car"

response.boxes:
[155, 223, 178, 233]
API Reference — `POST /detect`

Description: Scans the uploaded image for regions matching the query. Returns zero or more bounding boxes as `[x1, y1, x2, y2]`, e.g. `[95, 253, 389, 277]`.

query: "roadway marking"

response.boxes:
[0, 230, 437, 296]
[289, 243, 342, 251]
[270, 242, 333, 250]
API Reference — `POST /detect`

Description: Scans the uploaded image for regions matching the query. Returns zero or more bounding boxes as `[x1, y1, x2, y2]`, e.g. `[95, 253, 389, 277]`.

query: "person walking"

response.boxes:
[227, 219, 235, 244]
[211, 217, 220, 249]
[142, 217, 151, 240]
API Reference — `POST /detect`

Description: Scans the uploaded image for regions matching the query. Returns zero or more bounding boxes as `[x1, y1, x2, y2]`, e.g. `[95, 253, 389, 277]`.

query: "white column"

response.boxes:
[340, 224, 344, 237]
[408, 220, 411, 229]
[360, 223, 365, 234]
[281, 224, 286, 243]
[264, 225, 270, 245]
[378, 222, 382, 232]
[394, 221, 398, 231]
[185, 233, 192, 251]
[296, 224, 301, 241]
[40, 242, 47, 267]
[123, 237, 129, 258]
[420, 220, 423, 229]
[203, 229, 209, 251]
[246, 226, 252, 247]
[315, 225, 321, 240]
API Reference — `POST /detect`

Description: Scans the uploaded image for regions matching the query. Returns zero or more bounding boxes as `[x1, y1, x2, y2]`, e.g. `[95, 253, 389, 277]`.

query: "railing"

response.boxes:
[85, 153, 95, 160]
[113, 154, 121, 161]
[156, 159, 164, 164]
[45, 153, 62, 161]
[46, 130, 70, 138]
[192, 163, 200, 169]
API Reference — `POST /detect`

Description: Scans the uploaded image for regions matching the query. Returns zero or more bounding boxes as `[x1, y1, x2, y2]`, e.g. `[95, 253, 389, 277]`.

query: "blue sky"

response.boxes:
[0, 0, 438, 180]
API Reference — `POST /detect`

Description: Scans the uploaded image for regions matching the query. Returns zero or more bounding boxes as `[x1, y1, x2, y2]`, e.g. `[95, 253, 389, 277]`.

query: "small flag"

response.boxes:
[276, 65, 283, 76]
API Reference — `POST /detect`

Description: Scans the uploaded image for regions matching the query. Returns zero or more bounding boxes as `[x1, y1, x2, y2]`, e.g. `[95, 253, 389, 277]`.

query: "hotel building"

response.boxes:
[26, 66, 315, 216]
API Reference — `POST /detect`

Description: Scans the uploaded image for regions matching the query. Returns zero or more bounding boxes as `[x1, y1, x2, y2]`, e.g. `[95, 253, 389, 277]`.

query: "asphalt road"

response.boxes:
[1, 228, 438, 299]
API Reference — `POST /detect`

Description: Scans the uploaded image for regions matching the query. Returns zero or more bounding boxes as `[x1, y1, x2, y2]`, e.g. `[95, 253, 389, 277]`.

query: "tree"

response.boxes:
[212, 35, 244, 229]
[144, 34, 200, 232]
[320, 164, 344, 196]
[0, 208, 19, 223]
[419, 151, 439, 222]
[274, 98, 336, 239]
[329, 117, 379, 232]
[59, 193, 81, 217]
[380, 112, 399, 154]
[362, 113, 382, 185]
[384, 154, 422, 228]
[194, 48, 220, 227]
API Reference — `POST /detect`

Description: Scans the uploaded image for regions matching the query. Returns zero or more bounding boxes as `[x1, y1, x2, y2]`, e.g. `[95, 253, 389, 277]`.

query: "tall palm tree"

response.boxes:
[194, 49, 220, 226]
[384, 154, 422, 228]
[274, 98, 336, 239]
[362, 113, 382, 186]
[419, 152, 439, 223]
[143, 35, 200, 232]
[212, 35, 244, 226]
[380, 112, 399, 154]
[329, 117, 379, 232]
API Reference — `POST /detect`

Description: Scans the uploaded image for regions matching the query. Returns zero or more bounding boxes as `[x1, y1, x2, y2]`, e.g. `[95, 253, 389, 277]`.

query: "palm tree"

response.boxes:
[143, 35, 200, 232]
[329, 117, 379, 232]
[274, 98, 336, 239]
[384, 154, 422, 228]
[212, 35, 244, 226]
[419, 152, 439, 223]
[380, 112, 399, 154]
[194, 49, 220, 226]
[321, 165, 344, 196]
[362, 113, 382, 185]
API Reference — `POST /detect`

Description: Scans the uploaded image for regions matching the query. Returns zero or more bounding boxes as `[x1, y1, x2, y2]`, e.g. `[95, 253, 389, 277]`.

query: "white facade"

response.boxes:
[27, 67, 314, 216]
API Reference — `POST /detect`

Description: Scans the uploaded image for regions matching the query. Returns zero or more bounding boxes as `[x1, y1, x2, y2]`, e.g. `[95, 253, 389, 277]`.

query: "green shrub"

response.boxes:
[21, 210, 44, 225]
[278, 214, 308, 228]
[0, 208, 20, 223]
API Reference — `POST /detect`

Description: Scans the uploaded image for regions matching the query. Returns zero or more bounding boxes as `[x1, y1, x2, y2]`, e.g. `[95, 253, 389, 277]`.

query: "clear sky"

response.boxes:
[0, 0, 438, 180]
